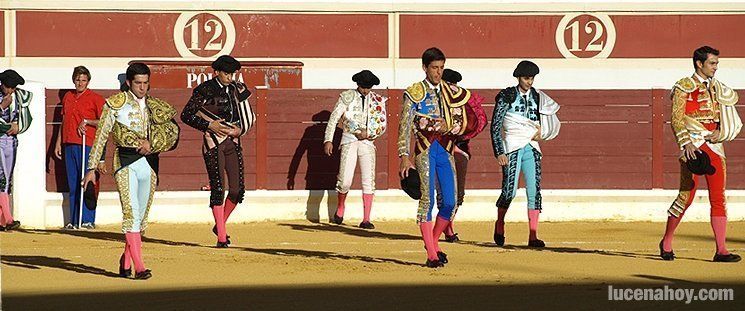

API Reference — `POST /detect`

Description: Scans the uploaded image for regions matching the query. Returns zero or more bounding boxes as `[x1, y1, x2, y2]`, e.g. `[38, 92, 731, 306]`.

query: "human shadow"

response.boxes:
[234, 245, 421, 267]
[1, 255, 121, 278]
[677, 233, 745, 245]
[460, 240, 710, 262]
[19, 229, 203, 248]
[45, 90, 69, 190]
[304, 190, 337, 224]
[278, 223, 421, 241]
[286, 110, 342, 223]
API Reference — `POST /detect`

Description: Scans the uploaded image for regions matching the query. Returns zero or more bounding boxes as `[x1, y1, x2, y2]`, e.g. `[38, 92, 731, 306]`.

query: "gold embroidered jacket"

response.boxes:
[671, 75, 741, 156]
[397, 80, 471, 157]
[87, 91, 178, 170]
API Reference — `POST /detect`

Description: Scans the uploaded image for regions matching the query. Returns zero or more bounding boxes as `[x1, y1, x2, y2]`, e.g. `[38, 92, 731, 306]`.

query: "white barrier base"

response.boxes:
[32, 189, 745, 229]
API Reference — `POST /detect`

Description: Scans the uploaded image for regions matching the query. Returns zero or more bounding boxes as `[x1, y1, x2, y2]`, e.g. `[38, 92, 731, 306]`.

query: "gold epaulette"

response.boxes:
[673, 77, 696, 94]
[106, 92, 127, 110]
[147, 96, 170, 109]
[147, 96, 177, 124]
[340, 89, 356, 104]
[405, 81, 426, 103]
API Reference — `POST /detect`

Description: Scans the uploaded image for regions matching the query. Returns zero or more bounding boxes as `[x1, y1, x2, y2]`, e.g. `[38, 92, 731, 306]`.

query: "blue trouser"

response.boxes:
[64, 144, 96, 225]
[415, 141, 457, 223]
[496, 144, 542, 210]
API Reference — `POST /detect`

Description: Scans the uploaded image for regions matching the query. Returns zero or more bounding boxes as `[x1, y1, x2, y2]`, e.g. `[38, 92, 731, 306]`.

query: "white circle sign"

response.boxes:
[555, 13, 616, 59]
[174, 12, 236, 59]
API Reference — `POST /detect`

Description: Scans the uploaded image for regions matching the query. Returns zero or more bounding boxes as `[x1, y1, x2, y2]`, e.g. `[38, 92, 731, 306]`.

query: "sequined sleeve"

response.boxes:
[490, 93, 509, 157]
[670, 88, 691, 148]
[397, 94, 415, 157]
[87, 103, 115, 170]
[180, 88, 210, 132]
[324, 94, 348, 143]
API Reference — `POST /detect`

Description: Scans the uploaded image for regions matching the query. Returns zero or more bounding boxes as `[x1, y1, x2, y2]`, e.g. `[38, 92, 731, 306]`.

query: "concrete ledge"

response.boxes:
[35, 189, 745, 229]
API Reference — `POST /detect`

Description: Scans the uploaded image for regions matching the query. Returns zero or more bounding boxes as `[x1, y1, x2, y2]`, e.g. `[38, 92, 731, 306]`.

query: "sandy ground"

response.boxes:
[1, 220, 744, 310]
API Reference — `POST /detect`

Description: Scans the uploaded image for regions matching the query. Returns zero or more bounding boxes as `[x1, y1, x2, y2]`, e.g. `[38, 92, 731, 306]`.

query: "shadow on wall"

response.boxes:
[286, 110, 342, 223]
[45, 90, 68, 192]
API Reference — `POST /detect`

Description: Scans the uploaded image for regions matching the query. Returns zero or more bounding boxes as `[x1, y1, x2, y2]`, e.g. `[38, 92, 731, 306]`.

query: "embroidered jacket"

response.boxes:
[87, 91, 178, 171]
[398, 80, 474, 157]
[491, 86, 560, 156]
[0, 88, 33, 136]
[181, 78, 255, 150]
[324, 89, 387, 145]
[671, 75, 741, 157]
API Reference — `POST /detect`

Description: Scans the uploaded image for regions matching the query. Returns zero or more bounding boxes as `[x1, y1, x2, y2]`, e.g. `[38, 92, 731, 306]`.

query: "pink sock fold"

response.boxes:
[362, 193, 373, 223]
[662, 215, 683, 252]
[223, 198, 237, 222]
[125, 232, 146, 273]
[432, 216, 451, 253]
[0, 193, 13, 224]
[120, 239, 132, 270]
[419, 222, 438, 261]
[495, 208, 508, 235]
[711, 216, 730, 255]
[212, 205, 227, 243]
[528, 209, 540, 241]
[336, 192, 347, 217]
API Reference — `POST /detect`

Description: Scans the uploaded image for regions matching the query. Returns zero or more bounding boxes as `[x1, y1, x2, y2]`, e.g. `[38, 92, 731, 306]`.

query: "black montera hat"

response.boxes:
[442, 69, 462, 84]
[0, 70, 25, 88]
[513, 60, 540, 77]
[212, 55, 241, 73]
[352, 70, 380, 88]
[400, 168, 422, 200]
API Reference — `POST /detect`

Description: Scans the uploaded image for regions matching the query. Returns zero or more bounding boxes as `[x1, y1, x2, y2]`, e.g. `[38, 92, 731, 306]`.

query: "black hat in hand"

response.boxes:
[686, 150, 716, 175]
[83, 182, 98, 210]
[400, 168, 422, 200]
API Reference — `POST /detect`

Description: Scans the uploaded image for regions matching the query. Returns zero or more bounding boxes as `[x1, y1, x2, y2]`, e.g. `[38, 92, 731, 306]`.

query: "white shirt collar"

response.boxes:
[694, 73, 711, 85]
[517, 86, 531, 96]
[425, 79, 440, 92]
[129, 91, 147, 110]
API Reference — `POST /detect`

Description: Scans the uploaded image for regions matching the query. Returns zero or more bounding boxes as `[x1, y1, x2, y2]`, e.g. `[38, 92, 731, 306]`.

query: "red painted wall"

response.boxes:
[17, 12, 388, 58]
[399, 14, 745, 58]
[0, 12, 4, 57]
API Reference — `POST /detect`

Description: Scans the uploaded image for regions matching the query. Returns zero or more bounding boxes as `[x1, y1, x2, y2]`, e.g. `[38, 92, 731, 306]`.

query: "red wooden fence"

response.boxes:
[45, 88, 745, 192]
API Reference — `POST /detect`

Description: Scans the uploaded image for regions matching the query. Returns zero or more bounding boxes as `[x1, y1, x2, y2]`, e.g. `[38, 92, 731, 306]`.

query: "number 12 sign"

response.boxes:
[174, 12, 236, 59]
[555, 13, 616, 59]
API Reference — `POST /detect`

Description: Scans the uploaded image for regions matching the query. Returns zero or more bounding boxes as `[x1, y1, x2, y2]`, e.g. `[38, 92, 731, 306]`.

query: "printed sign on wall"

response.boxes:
[555, 13, 616, 59]
[173, 12, 236, 59]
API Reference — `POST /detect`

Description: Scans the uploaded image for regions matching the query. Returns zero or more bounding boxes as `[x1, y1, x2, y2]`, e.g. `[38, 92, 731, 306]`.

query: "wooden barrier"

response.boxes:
[45, 88, 745, 191]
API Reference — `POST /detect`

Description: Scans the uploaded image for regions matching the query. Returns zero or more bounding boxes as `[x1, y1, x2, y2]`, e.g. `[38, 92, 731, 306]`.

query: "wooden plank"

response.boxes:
[651, 89, 665, 188]
[255, 88, 268, 189]
[387, 89, 403, 190]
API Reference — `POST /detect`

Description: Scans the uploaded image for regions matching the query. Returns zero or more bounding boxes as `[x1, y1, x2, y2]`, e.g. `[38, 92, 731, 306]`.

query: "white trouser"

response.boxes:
[336, 140, 376, 194]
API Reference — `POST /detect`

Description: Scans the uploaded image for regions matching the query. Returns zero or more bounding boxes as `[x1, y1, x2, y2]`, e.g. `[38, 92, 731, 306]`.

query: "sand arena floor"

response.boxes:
[1, 221, 744, 310]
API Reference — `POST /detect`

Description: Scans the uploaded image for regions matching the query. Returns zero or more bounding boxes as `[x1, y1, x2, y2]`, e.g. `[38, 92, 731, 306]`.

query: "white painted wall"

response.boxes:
[11, 81, 46, 228]
[39, 189, 745, 230]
